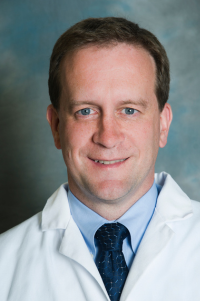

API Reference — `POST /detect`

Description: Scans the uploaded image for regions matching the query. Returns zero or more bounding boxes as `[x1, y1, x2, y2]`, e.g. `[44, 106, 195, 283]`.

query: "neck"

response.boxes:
[69, 179, 154, 220]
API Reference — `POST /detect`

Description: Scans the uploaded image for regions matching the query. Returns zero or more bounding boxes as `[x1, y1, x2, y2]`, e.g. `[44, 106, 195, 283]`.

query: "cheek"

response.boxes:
[132, 120, 159, 152]
[60, 120, 93, 155]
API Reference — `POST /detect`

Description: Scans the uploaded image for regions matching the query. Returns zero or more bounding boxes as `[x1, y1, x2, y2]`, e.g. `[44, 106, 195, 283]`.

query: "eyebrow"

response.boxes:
[117, 99, 148, 109]
[69, 100, 97, 107]
[67, 100, 97, 112]
[68, 98, 148, 110]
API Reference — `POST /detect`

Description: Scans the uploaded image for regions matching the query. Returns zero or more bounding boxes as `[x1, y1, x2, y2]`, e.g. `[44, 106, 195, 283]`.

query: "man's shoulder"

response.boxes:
[155, 172, 200, 232]
[0, 212, 42, 256]
[165, 197, 200, 243]
[0, 183, 70, 260]
[191, 198, 200, 222]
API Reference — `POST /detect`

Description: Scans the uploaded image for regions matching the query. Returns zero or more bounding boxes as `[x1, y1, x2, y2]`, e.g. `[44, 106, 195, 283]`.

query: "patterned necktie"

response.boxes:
[95, 223, 129, 301]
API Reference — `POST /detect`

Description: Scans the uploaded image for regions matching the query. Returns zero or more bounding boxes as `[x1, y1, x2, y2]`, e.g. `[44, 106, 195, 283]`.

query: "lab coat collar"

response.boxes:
[41, 183, 71, 231]
[41, 172, 193, 231]
[154, 172, 193, 222]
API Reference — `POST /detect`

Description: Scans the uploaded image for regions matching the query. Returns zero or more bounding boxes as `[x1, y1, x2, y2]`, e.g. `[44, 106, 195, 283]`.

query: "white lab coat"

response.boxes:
[0, 172, 200, 301]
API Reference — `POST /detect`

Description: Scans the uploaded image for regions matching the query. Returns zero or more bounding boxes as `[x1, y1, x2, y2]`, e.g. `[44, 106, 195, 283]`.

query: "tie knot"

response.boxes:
[95, 222, 129, 251]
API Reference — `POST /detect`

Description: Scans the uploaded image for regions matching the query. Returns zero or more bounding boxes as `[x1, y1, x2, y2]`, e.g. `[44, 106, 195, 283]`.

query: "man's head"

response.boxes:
[47, 17, 172, 220]
[48, 17, 170, 112]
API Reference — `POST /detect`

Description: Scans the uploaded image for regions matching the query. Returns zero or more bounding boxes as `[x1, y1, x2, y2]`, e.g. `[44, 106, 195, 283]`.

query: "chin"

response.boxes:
[86, 180, 132, 203]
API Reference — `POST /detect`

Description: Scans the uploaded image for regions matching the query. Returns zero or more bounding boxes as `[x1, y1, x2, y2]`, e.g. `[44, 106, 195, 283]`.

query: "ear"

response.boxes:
[159, 103, 173, 148]
[46, 104, 61, 149]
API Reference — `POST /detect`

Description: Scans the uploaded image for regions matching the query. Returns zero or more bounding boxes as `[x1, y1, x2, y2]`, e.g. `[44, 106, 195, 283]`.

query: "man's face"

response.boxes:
[47, 44, 172, 208]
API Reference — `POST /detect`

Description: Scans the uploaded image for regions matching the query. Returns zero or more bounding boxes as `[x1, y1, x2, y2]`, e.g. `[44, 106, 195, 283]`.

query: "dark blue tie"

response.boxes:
[95, 223, 129, 301]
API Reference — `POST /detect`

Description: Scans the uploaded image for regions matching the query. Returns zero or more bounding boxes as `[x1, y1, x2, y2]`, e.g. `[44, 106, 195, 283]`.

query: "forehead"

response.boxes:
[60, 43, 156, 103]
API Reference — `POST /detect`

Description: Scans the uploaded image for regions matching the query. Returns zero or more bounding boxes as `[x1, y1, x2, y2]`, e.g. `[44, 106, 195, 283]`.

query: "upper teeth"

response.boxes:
[94, 159, 125, 164]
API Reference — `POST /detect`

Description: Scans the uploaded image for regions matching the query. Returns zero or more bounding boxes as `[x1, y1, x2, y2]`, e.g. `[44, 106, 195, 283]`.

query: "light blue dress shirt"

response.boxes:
[68, 182, 159, 269]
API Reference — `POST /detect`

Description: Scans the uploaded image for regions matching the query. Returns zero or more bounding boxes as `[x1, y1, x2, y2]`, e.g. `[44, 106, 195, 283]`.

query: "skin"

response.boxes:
[47, 43, 172, 220]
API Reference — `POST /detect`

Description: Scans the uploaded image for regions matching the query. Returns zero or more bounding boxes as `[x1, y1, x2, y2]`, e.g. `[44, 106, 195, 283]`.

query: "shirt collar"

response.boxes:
[68, 182, 158, 254]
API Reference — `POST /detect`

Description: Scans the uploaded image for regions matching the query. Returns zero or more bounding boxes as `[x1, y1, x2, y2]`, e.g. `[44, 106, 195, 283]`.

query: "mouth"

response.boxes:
[90, 158, 128, 165]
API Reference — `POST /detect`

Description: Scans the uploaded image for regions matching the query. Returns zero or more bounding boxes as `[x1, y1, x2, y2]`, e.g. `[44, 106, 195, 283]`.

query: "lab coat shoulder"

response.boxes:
[165, 197, 200, 247]
[167, 198, 200, 255]
[0, 212, 41, 247]
[0, 213, 47, 300]
[0, 213, 42, 262]
[171, 198, 200, 252]
[191, 198, 200, 218]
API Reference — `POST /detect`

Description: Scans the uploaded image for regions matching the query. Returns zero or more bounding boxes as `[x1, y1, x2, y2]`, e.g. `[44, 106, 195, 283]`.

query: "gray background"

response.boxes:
[0, 0, 200, 233]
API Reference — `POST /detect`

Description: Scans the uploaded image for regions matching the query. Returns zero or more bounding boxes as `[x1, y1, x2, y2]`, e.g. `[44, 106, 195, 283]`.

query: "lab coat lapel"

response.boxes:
[121, 172, 193, 301]
[59, 217, 109, 299]
[120, 209, 174, 301]
[42, 184, 109, 300]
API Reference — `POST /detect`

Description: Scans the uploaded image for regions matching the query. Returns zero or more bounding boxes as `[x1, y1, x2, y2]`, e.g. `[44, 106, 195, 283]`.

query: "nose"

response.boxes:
[92, 115, 125, 148]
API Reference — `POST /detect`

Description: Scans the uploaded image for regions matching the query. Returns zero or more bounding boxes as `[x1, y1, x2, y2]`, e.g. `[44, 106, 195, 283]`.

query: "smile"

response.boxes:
[93, 159, 127, 165]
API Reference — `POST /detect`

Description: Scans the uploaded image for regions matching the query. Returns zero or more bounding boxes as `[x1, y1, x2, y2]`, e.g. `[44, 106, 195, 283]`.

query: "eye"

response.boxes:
[77, 108, 94, 115]
[122, 108, 138, 115]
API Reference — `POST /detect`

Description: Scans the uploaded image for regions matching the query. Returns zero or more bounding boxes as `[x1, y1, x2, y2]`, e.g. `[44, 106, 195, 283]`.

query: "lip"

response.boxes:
[88, 157, 129, 168]
[89, 157, 128, 161]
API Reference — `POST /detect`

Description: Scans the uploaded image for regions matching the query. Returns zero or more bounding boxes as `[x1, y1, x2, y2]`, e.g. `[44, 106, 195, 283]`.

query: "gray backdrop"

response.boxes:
[0, 0, 200, 233]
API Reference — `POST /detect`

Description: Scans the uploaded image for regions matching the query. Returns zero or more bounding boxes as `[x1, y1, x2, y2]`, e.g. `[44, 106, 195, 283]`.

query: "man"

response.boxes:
[0, 17, 200, 301]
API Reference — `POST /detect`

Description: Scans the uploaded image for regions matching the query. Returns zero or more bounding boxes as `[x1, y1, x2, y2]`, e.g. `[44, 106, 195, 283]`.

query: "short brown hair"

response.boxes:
[48, 17, 170, 111]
